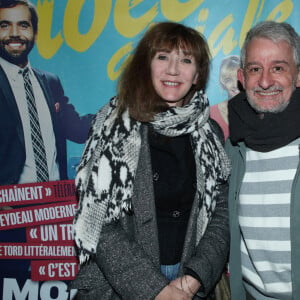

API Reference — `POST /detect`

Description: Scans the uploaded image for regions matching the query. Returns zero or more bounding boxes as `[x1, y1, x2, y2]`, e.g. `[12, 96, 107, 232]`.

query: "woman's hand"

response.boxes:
[155, 285, 191, 300]
[170, 275, 201, 298]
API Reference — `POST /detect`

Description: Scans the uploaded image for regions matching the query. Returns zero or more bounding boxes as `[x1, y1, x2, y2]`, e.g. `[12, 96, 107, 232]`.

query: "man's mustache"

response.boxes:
[3, 38, 26, 45]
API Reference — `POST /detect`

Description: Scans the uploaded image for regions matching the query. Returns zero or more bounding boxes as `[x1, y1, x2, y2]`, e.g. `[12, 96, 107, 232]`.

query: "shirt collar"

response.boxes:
[0, 57, 32, 80]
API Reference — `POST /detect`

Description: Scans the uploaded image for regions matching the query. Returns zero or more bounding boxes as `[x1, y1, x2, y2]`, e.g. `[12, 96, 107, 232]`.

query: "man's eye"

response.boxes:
[0, 22, 8, 29]
[272, 66, 284, 73]
[20, 22, 30, 28]
[246, 66, 262, 74]
[251, 67, 261, 73]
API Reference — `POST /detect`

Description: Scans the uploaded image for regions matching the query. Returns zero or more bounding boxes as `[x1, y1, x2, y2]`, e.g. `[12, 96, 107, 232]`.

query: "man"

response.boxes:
[0, 0, 93, 186]
[226, 21, 300, 299]
[0, 0, 93, 292]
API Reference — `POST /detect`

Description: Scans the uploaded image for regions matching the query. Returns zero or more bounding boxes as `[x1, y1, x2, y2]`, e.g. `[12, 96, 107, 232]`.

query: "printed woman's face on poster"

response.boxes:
[219, 55, 240, 99]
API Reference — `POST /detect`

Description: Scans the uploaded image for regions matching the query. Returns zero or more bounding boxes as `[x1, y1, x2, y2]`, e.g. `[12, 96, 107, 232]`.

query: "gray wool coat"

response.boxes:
[70, 122, 229, 300]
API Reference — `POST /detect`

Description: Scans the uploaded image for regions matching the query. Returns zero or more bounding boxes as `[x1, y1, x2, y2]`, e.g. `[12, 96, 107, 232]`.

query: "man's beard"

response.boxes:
[0, 39, 34, 66]
[246, 91, 290, 113]
[246, 83, 297, 114]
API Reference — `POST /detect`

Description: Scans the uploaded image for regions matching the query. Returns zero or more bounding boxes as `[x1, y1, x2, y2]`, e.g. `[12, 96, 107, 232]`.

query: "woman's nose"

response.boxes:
[166, 58, 179, 75]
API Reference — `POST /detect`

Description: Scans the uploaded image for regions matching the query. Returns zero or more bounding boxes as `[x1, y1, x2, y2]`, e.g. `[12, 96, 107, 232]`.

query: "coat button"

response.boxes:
[172, 210, 181, 218]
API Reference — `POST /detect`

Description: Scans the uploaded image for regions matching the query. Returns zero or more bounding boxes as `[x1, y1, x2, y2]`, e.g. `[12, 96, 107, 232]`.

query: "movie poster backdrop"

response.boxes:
[0, 0, 299, 299]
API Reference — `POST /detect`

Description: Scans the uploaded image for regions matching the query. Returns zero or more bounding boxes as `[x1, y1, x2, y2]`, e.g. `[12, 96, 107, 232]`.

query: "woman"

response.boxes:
[210, 55, 241, 140]
[71, 22, 230, 300]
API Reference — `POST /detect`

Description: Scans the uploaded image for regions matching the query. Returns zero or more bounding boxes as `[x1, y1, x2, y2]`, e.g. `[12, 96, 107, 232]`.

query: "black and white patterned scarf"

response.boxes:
[74, 90, 231, 263]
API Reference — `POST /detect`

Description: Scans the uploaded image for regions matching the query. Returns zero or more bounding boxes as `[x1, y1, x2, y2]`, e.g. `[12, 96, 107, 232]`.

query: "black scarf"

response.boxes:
[229, 87, 300, 152]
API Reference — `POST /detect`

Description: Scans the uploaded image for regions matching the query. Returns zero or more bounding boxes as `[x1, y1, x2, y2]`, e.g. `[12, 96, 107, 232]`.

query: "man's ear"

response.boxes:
[237, 68, 245, 89]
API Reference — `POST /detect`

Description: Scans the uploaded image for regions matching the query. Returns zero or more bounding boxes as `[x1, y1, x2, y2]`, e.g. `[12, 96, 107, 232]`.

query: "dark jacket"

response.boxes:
[0, 66, 93, 184]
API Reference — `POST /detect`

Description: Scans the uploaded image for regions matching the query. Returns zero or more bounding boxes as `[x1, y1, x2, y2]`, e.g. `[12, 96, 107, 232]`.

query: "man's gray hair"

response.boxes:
[240, 21, 300, 68]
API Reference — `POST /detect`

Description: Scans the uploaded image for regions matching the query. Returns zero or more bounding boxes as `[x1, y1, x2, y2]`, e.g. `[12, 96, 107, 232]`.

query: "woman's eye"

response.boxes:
[157, 54, 167, 60]
[182, 58, 192, 64]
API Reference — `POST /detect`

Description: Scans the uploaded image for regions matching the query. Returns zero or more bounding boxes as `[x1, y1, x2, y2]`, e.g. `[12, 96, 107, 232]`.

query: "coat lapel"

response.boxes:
[32, 69, 55, 116]
[32, 69, 60, 137]
[132, 125, 160, 267]
[0, 66, 24, 144]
